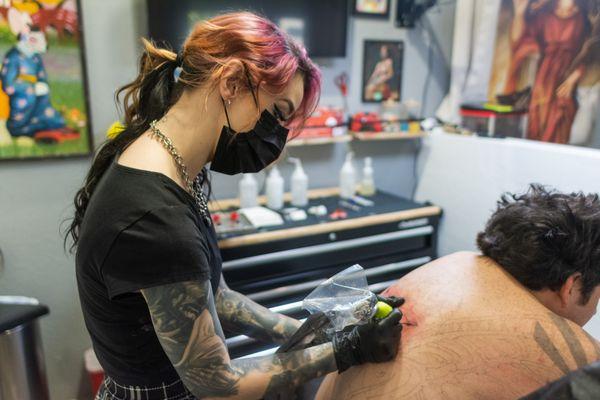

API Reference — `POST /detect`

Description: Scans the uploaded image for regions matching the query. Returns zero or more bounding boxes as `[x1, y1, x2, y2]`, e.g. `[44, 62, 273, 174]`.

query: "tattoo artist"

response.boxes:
[68, 12, 404, 400]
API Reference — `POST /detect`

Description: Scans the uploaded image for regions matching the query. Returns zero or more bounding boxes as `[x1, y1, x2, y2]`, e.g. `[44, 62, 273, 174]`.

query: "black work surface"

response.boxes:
[214, 190, 433, 240]
[0, 303, 49, 332]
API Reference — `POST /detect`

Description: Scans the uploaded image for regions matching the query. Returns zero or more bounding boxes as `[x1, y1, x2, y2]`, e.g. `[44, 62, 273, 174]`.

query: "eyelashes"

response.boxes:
[273, 104, 287, 122]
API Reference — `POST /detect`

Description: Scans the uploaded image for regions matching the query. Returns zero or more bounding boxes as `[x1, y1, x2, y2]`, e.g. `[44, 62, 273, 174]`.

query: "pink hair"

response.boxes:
[179, 11, 322, 126]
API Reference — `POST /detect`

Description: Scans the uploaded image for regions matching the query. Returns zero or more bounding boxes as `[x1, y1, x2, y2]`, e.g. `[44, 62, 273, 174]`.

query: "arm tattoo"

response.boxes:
[143, 281, 240, 397]
[142, 280, 336, 399]
[216, 276, 301, 344]
[239, 342, 337, 395]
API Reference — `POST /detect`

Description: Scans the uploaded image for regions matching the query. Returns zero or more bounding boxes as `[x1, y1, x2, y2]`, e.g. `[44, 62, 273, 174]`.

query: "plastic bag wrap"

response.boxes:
[302, 264, 377, 334]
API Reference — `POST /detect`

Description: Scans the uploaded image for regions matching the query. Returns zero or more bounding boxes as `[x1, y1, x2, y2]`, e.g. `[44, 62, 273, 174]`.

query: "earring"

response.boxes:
[228, 99, 232, 106]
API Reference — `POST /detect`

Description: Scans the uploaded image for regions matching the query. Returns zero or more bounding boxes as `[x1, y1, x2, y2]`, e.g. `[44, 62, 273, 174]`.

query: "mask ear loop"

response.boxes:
[245, 68, 259, 109]
[222, 67, 255, 130]
[221, 68, 257, 133]
[221, 97, 232, 130]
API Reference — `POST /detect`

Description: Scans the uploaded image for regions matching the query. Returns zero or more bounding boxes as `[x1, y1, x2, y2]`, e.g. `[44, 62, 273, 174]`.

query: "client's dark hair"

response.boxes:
[477, 184, 600, 303]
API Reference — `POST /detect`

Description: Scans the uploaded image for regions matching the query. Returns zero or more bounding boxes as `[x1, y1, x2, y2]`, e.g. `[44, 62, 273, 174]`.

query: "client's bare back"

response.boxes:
[317, 252, 600, 400]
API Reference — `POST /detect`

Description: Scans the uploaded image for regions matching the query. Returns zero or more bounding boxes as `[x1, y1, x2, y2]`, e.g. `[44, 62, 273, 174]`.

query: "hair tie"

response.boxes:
[173, 66, 182, 83]
[106, 120, 125, 139]
[173, 51, 184, 83]
[175, 51, 183, 67]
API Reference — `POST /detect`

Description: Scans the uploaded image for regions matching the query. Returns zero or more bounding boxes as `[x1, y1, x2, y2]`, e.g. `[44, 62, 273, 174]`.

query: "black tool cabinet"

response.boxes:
[213, 189, 442, 359]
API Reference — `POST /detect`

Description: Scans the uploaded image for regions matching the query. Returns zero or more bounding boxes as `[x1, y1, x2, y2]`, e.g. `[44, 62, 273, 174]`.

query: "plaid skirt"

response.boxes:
[95, 376, 197, 400]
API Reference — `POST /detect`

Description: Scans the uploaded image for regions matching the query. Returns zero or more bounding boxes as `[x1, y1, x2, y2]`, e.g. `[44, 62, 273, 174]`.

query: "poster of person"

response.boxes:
[488, 0, 600, 145]
[362, 40, 403, 102]
[0, 0, 91, 160]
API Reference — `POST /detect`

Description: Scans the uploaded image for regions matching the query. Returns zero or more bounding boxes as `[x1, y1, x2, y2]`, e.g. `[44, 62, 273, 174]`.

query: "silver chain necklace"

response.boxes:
[149, 119, 211, 224]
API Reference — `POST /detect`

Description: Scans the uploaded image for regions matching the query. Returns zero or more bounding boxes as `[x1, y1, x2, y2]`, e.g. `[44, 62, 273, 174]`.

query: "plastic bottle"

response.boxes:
[239, 173, 258, 209]
[339, 151, 356, 199]
[289, 157, 308, 207]
[359, 157, 376, 196]
[266, 165, 284, 210]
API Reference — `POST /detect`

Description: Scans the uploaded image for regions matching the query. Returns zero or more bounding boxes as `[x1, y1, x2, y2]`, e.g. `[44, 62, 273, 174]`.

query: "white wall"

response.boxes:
[414, 131, 600, 338]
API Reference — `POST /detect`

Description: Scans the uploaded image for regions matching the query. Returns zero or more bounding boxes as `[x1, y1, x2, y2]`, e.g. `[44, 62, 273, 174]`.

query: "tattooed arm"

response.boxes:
[142, 280, 336, 399]
[215, 276, 301, 344]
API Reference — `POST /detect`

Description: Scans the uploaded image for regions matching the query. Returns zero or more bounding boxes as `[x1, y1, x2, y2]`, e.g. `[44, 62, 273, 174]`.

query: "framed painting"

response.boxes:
[0, 0, 92, 161]
[488, 0, 599, 145]
[362, 40, 404, 102]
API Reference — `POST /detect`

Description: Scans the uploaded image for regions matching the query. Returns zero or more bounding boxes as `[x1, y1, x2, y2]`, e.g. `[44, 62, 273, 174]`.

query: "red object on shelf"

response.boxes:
[459, 104, 528, 138]
[292, 107, 345, 139]
[211, 214, 222, 225]
[350, 112, 383, 132]
[229, 211, 240, 223]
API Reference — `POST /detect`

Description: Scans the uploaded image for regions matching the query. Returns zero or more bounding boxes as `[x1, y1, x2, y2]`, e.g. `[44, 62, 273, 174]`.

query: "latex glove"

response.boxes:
[376, 294, 405, 308]
[34, 82, 49, 96]
[332, 308, 402, 373]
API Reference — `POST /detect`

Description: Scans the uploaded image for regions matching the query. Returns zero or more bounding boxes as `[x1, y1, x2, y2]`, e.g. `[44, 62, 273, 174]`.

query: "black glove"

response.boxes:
[332, 308, 403, 373]
[376, 294, 405, 309]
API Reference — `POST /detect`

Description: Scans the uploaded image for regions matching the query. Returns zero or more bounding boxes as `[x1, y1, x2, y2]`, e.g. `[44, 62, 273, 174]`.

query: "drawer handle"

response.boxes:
[223, 226, 433, 271]
[247, 256, 431, 303]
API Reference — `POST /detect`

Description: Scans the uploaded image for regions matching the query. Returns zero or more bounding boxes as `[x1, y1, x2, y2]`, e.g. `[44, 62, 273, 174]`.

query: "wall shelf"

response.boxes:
[287, 131, 426, 147]
[287, 135, 352, 146]
[350, 131, 427, 141]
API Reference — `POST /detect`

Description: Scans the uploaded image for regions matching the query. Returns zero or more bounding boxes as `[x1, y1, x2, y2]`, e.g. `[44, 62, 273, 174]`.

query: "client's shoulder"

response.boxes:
[437, 250, 487, 265]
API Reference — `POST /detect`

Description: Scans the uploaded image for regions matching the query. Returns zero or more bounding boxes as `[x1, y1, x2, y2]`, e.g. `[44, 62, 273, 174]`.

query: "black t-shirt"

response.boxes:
[76, 157, 222, 385]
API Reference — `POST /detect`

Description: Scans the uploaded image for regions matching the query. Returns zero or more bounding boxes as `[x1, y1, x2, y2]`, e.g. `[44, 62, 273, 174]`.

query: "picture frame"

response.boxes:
[353, 0, 391, 19]
[0, 0, 93, 161]
[361, 40, 404, 103]
[487, 0, 600, 146]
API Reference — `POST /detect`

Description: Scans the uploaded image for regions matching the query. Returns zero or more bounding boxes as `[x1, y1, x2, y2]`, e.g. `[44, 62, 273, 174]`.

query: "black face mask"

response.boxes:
[210, 83, 289, 175]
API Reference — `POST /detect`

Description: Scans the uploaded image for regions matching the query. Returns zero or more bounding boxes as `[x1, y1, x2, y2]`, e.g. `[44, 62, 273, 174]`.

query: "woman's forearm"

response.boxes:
[177, 342, 336, 400]
[229, 343, 337, 399]
[510, 0, 529, 43]
[510, 14, 526, 43]
[216, 286, 302, 344]
[142, 280, 335, 400]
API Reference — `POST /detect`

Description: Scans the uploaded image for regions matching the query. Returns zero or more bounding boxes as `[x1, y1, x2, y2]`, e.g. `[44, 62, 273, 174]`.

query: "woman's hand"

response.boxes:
[556, 70, 582, 99]
[377, 294, 405, 309]
[332, 309, 403, 372]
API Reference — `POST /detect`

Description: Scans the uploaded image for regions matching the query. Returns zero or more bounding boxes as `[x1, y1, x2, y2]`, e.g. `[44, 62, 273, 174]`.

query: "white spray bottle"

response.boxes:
[239, 173, 258, 209]
[289, 157, 308, 207]
[359, 157, 375, 196]
[339, 151, 356, 199]
[266, 165, 284, 210]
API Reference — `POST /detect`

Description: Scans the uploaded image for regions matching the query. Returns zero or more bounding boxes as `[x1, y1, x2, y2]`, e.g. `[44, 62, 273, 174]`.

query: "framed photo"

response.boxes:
[0, 0, 92, 161]
[362, 40, 403, 103]
[353, 0, 390, 19]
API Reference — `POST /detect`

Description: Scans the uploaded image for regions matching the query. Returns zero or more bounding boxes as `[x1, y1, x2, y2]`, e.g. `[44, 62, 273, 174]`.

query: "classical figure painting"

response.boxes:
[489, 0, 600, 145]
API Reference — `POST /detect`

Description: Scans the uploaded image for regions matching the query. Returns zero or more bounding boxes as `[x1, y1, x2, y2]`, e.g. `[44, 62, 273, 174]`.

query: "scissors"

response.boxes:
[334, 72, 349, 112]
